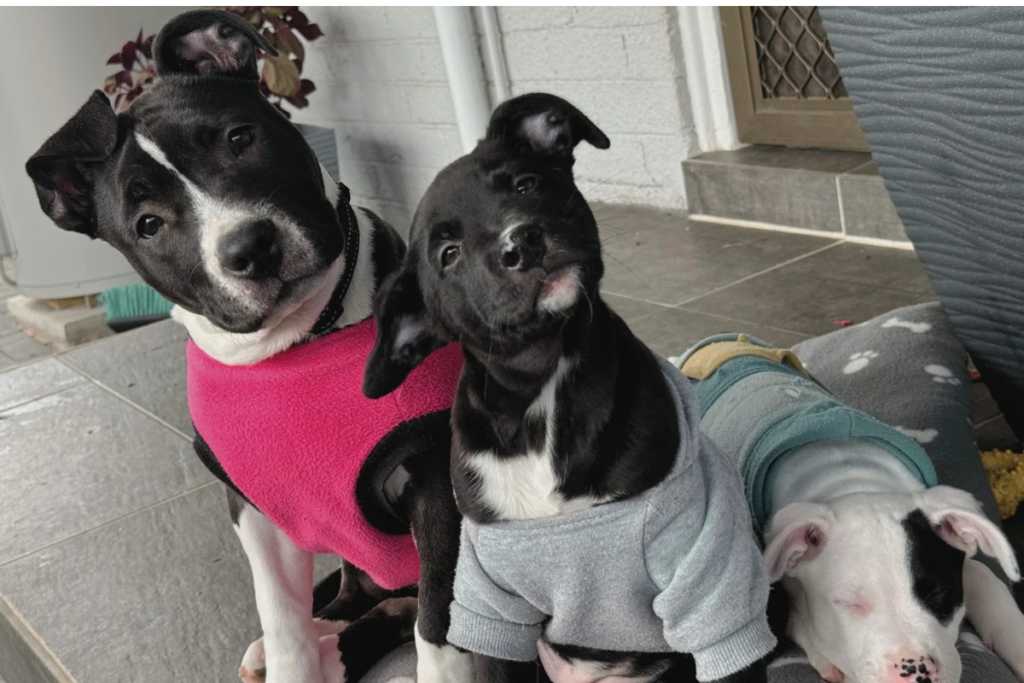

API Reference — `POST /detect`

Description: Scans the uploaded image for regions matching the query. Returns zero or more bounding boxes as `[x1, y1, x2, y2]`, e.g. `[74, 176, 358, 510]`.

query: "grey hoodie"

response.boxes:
[446, 355, 776, 682]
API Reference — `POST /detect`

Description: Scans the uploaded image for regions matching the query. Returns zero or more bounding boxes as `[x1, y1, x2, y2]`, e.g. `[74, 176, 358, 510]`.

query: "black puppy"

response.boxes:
[365, 94, 775, 683]
[26, 10, 472, 683]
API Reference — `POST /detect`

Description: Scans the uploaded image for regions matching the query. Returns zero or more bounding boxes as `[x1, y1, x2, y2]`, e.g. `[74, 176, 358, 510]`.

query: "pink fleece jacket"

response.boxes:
[187, 319, 463, 590]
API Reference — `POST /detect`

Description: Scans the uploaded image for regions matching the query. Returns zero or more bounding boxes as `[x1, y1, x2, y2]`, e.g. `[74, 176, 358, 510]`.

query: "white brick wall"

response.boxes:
[498, 6, 698, 209]
[293, 7, 699, 232]
[294, 7, 463, 235]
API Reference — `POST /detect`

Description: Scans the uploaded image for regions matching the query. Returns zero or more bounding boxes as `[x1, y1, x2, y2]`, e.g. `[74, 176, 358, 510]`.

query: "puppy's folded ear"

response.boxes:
[363, 265, 447, 399]
[25, 90, 119, 236]
[918, 486, 1021, 582]
[486, 92, 610, 161]
[763, 502, 833, 583]
[154, 9, 277, 80]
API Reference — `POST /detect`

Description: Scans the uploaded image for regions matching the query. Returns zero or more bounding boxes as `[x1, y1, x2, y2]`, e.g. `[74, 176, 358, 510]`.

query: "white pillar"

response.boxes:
[434, 7, 492, 153]
[475, 6, 511, 105]
[678, 6, 740, 152]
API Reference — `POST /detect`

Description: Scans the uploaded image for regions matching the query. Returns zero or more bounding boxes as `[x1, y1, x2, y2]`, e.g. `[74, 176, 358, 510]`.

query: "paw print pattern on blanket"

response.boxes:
[843, 350, 879, 374]
[895, 426, 939, 444]
[881, 317, 933, 334]
[925, 364, 961, 385]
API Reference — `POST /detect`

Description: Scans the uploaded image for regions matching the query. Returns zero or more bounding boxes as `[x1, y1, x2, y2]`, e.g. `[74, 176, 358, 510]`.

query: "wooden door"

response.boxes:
[720, 6, 869, 152]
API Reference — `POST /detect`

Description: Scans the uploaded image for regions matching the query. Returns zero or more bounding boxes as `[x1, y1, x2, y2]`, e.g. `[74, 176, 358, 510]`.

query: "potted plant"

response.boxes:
[103, 6, 323, 118]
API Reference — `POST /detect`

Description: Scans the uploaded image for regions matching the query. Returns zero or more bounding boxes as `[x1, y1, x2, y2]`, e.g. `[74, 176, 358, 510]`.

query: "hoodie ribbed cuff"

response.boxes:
[447, 602, 542, 662]
[692, 617, 776, 682]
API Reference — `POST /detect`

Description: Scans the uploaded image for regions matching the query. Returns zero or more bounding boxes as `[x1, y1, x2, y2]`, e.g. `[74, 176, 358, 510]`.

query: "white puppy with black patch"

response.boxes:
[679, 334, 1024, 683]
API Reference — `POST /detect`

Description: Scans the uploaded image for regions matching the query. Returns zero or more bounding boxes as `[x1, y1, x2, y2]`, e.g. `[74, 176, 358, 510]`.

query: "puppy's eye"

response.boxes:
[440, 244, 461, 269]
[137, 215, 164, 239]
[227, 126, 255, 156]
[514, 174, 539, 194]
[833, 598, 870, 616]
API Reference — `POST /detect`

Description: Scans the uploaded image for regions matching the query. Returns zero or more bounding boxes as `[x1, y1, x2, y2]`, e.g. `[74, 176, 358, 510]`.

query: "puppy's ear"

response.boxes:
[918, 486, 1021, 582]
[154, 9, 276, 80]
[363, 265, 446, 399]
[763, 502, 833, 583]
[25, 90, 119, 237]
[485, 92, 610, 160]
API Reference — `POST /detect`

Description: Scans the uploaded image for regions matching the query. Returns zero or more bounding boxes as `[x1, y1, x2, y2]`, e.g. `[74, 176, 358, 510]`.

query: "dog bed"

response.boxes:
[771, 302, 1015, 683]
[361, 302, 1017, 683]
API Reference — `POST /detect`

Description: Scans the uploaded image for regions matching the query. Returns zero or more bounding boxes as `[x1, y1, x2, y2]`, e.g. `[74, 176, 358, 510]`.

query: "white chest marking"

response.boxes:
[467, 358, 603, 521]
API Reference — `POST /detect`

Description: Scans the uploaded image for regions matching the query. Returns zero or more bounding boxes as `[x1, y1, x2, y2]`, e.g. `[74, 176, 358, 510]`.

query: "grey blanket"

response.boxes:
[362, 302, 1015, 683]
[772, 302, 1015, 683]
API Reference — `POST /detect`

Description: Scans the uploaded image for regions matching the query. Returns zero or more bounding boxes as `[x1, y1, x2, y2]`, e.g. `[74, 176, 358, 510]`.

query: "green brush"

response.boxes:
[99, 283, 174, 332]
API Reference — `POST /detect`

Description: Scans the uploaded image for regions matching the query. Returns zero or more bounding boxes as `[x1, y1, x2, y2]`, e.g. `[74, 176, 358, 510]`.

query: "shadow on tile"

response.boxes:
[972, 381, 1003, 426]
[975, 415, 1021, 453]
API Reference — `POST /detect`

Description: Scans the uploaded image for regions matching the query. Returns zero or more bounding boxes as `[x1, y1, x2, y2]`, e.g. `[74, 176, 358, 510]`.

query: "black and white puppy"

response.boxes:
[25, 10, 470, 683]
[364, 94, 772, 683]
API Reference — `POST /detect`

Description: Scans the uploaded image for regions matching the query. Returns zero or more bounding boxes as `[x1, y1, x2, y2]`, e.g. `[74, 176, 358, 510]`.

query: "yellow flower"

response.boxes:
[981, 449, 1024, 520]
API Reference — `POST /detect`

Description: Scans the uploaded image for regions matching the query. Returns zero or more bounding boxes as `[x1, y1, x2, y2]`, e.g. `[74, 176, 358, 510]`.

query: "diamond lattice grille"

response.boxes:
[751, 6, 848, 99]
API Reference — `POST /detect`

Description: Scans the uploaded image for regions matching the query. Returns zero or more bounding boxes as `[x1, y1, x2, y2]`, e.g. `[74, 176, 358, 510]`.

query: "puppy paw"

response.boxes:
[319, 634, 347, 683]
[239, 638, 266, 683]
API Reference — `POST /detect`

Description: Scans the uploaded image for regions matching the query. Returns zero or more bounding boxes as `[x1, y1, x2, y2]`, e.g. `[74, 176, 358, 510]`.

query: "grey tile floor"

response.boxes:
[0, 207, 1018, 683]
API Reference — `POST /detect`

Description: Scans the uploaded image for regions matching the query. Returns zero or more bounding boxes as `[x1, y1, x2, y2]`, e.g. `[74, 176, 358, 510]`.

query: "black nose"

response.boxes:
[218, 220, 282, 279]
[501, 224, 546, 271]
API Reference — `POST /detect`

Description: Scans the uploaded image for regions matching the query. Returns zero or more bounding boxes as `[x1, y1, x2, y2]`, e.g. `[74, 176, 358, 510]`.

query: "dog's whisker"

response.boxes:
[600, 249, 649, 288]
[579, 168, 627, 198]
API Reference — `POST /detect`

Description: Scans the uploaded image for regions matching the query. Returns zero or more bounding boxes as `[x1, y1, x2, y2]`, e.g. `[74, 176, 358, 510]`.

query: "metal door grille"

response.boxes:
[751, 6, 847, 99]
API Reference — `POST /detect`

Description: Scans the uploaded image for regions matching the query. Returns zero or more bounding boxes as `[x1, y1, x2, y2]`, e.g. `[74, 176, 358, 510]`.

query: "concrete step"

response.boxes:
[683, 145, 909, 246]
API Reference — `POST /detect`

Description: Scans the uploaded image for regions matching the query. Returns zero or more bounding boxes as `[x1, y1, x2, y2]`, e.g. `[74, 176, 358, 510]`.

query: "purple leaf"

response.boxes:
[295, 23, 322, 41]
[120, 41, 137, 70]
[138, 34, 155, 59]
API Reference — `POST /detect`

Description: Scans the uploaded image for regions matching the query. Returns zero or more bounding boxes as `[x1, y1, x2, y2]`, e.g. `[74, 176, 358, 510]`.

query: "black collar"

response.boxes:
[310, 203, 360, 337]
